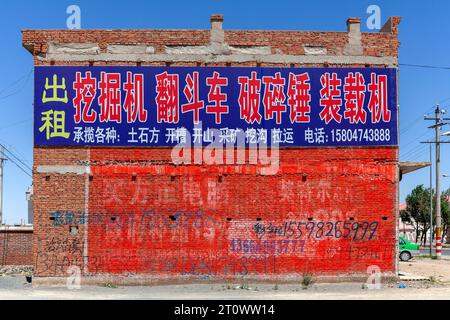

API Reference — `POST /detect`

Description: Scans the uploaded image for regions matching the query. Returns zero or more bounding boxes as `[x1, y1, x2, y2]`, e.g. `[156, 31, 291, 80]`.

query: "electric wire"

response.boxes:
[2, 153, 32, 178]
[2, 146, 32, 172]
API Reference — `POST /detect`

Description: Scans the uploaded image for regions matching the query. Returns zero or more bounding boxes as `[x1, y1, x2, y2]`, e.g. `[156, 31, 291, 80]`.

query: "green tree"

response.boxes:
[402, 185, 431, 244]
[402, 185, 450, 245]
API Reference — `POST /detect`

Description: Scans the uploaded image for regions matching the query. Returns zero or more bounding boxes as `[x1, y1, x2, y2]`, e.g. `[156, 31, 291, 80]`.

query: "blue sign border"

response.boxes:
[34, 66, 398, 147]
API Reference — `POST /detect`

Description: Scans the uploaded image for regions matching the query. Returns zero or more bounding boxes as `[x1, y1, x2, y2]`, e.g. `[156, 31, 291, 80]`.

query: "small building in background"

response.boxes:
[25, 185, 33, 225]
[0, 225, 33, 266]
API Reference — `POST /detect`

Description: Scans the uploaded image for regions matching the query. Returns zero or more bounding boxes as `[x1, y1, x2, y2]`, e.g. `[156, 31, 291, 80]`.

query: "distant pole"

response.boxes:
[0, 145, 4, 226]
[424, 106, 450, 256]
[435, 106, 442, 259]
[429, 143, 433, 256]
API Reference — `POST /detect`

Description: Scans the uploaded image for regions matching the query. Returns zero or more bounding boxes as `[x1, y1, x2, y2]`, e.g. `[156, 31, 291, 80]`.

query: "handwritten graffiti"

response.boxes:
[230, 239, 306, 255]
[49, 208, 217, 230]
[253, 220, 379, 240]
[349, 245, 390, 260]
[47, 237, 82, 255]
[165, 254, 277, 276]
[37, 208, 392, 279]
[36, 250, 277, 277]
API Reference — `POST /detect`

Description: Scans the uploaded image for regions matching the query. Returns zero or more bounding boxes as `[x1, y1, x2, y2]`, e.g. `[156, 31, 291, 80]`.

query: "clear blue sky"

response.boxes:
[0, 0, 449, 224]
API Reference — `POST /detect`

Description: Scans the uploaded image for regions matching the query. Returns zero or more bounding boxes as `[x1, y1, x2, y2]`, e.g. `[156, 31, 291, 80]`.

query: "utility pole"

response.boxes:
[0, 145, 4, 226]
[429, 143, 433, 256]
[435, 106, 442, 258]
[423, 105, 450, 259]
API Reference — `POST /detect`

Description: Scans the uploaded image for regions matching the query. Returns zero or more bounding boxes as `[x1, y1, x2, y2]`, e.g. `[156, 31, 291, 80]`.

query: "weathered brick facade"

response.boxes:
[0, 226, 33, 266]
[23, 15, 401, 285]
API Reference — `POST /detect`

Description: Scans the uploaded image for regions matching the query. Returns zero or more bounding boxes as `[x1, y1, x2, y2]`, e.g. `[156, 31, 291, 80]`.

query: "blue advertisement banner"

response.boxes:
[34, 66, 397, 147]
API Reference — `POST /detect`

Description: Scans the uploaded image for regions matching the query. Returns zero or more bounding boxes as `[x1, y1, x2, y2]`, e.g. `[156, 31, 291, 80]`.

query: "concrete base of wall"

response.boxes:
[0, 265, 33, 275]
[32, 273, 400, 288]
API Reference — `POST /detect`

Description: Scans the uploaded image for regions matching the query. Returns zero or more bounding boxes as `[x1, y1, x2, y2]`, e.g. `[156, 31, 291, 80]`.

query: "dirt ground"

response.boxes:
[0, 257, 449, 300]
[399, 257, 450, 284]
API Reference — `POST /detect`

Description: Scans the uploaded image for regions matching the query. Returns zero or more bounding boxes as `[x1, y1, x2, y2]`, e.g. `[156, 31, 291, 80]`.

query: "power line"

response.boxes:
[1, 145, 32, 172]
[0, 68, 33, 96]
[423, 105, 450, 259]
[412, 147, 429, 159]
[401, 143, 428, 160]
[0, 118, 32, 131]
[402, 145, 430, 161]
[401, 142, 427, 157]
[0, 140, 32, 167]
[402, 145, 429, 161]
[438, 97, 450, 105]
[400, 131, 433, 158]
[400, 105, 436, 136]
[3, 153, 32, 178]
[0, 69, 33, 102]
[399, 63, 450, 70]
[400, 117, 424, 135]
[401, 130, 432, 154]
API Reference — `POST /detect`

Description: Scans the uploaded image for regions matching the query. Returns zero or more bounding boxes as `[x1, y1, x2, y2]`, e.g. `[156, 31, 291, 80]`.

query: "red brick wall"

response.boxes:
[0, 229, 33, 266]
[87, 147, 397, 277]
[32, 146, 398, 280]
[25, 16, 400, 283]
[23, 27, 400, 59]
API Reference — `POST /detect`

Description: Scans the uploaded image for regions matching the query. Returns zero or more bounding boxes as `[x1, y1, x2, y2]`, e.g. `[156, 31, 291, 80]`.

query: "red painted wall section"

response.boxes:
[87, 147, 397, 279]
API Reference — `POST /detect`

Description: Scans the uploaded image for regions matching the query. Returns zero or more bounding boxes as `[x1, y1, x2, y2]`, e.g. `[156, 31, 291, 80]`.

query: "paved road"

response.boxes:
[0, 277, 448, 300]
[419, 248, 450, 256]
[1, 257, 449, 300]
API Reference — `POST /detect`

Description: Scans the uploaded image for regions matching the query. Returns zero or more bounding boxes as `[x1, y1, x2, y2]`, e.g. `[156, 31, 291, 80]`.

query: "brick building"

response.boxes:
[0, 226, 33, 266]
[23, 15, 401, 285]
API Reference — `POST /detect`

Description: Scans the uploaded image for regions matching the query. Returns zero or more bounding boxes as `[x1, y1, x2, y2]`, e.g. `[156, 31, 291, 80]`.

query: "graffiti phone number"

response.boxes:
[253, 220, 379, 241]
[230, 239, 306, 255]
